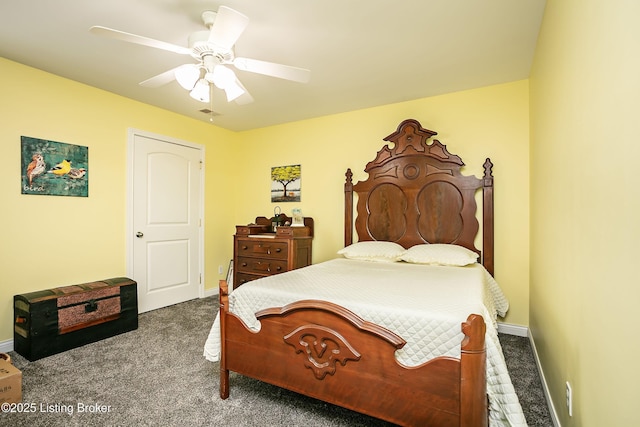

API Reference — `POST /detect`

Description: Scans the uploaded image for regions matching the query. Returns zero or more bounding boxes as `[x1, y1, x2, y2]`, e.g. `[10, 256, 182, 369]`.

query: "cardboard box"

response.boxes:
[0, 359, 22, 404]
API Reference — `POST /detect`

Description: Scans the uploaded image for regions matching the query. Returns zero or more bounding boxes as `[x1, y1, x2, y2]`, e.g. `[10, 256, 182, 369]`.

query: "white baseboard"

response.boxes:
[497, 322, 528, 337]
[0, 339, 13, 353]
[203, 287, 218, 298]
[528, 334, 562, 427]
[497, 323, 561, 426]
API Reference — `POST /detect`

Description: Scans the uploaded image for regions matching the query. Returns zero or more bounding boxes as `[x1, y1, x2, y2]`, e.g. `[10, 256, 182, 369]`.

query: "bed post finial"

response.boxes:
[482, 158, 494, 276]
[345, 168, 354, 246]
[482, 158, 494, 186]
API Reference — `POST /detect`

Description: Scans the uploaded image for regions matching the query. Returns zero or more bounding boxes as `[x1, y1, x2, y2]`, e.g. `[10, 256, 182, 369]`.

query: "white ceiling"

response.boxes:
[0, 0, 546, 132]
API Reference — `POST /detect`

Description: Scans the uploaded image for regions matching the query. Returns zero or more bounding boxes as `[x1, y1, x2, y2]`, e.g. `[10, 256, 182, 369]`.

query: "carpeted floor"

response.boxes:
[1, 296, 552, 426]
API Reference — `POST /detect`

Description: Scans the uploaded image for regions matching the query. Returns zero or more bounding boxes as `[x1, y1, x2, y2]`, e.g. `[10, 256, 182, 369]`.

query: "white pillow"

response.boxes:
[337, 241, 406, 262]
[400, 244, 478, 266]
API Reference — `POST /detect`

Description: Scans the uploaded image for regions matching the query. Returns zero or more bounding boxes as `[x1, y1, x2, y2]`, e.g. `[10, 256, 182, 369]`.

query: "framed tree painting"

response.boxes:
[271, 164, 301, 202]
[21, 136, 89, 197]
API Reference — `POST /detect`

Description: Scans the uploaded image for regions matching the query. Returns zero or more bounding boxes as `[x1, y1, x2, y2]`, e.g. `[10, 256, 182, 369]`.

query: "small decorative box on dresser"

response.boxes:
[234, 215, 313, 288]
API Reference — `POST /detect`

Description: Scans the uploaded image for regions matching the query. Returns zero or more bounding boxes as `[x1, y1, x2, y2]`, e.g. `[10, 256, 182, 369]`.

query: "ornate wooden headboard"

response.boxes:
[344, 119, 495, 275]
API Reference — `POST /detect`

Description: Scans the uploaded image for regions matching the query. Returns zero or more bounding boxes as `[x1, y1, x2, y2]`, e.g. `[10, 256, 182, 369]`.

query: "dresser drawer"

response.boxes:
[236, 240, 288, 259]
[236, 257, 288, 276]
[235, 272, 260, 287]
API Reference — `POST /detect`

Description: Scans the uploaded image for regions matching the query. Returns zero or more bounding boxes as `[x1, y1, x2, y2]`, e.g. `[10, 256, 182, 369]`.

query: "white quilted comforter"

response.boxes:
[204, 258, 527, 426]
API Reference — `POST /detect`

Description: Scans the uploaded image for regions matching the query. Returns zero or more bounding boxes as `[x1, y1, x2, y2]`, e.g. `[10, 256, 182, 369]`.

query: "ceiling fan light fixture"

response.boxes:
[210, 65, 245, 102]
[189, 79, 210, 103]
[91, 5, 310, 114]
[223, 81, 245, 102]
[211, 65, 235, 88]
[175, 64, 200, 90]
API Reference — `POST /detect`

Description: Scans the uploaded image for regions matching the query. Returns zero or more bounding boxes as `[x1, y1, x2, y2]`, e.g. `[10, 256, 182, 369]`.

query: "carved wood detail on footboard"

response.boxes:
[219, 280, 488, 427]
[283, 324, 362, 380]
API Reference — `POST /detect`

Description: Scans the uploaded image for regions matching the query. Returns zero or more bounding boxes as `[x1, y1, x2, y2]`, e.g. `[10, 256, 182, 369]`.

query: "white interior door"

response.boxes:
[127, 129, 203, 313]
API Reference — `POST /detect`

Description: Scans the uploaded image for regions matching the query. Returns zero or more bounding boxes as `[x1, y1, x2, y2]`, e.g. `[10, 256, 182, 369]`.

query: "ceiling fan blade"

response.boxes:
[208, 6, 249, 50]
[233, 57, 310, 83]
[139, 67, 181, 88]
[90, 26, 191, 55]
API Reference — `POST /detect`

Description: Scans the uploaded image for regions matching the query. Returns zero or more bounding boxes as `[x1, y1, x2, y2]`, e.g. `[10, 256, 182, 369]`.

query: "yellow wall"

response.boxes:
[0, 59, 530, 343]
[529, 0, 640, 425]
[7, 3, 640, 422]
[0, 58, 238, 342]
[236, 80, 530, 326]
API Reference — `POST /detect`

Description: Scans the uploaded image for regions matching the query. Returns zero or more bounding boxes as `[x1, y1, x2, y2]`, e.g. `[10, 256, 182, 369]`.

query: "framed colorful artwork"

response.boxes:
[271, 164, 301, 202]
[21, 136, 89, 197]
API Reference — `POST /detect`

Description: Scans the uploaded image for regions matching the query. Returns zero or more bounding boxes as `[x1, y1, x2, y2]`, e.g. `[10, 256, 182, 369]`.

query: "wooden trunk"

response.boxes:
[14, 277, 138, 361]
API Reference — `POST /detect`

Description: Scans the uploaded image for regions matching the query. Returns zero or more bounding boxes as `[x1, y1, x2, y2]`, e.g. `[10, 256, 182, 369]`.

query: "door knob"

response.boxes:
[136, 232, 144, 238]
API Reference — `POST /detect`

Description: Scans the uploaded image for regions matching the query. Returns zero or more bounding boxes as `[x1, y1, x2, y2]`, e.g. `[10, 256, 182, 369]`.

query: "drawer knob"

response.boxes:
[241, 245, 248, 250]
[276, 248, 282, 252]
[241, 262, 247, 267]
[276, 266, 282, 271]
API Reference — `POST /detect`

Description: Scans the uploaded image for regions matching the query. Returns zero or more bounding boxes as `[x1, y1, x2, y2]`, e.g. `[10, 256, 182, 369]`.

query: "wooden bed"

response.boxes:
[218, 119, 496, 426]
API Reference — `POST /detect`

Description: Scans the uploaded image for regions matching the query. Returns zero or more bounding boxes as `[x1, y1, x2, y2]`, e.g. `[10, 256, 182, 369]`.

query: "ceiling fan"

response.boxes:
[90, 6, 310, 106]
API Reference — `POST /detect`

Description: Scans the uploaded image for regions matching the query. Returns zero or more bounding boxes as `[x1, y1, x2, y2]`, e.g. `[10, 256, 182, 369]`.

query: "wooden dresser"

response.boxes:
[233, 215, 313, 288]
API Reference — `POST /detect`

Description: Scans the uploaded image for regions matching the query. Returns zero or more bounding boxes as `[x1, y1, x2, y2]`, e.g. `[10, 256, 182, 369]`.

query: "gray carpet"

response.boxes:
[2, 297, 552, 426]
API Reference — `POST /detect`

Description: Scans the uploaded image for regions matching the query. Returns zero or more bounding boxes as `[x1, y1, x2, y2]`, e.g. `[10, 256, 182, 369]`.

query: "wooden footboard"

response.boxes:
[219, 280, 488, 426]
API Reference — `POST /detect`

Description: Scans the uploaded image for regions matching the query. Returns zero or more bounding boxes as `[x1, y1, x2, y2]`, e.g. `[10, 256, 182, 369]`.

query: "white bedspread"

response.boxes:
[204, 258, 526, 426]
